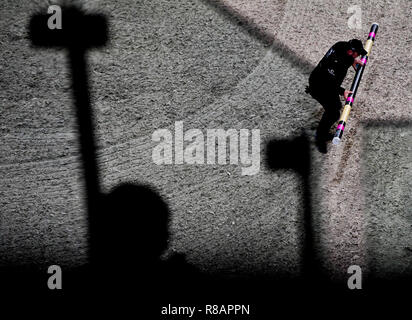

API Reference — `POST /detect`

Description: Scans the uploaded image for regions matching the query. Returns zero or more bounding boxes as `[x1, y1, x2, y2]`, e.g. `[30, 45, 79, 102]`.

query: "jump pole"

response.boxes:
[332, 23, 379, 145]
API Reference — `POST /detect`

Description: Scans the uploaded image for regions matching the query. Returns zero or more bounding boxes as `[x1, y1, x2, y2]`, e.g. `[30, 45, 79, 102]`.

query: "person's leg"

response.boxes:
[316, 93, 341, 141]
[316, 108, 340, 140]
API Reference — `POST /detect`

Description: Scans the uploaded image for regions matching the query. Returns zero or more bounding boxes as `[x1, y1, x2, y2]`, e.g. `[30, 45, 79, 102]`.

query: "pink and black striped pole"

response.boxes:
[332, 23, 379, 145]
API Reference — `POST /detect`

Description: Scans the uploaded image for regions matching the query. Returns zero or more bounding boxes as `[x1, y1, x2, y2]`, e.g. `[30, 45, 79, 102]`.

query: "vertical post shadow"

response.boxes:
[360, 120, 412, 294]
[265, 134, 320, 283]
[29, 5, 108, 267]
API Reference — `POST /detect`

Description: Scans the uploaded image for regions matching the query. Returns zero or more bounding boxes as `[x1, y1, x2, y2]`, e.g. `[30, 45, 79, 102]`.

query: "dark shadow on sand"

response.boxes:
[2, 4, 410, 315]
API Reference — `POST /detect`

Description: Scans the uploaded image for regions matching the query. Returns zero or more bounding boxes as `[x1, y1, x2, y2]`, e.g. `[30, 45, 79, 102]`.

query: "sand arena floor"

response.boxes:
[0, 0, 411, 285]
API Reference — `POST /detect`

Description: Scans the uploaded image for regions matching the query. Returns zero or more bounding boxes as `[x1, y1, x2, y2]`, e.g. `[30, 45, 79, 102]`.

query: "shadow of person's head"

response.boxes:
[97, 183, 170, 268]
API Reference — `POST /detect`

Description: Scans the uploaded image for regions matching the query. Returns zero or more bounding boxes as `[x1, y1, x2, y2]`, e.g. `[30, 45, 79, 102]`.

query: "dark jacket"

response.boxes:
[309, 41, 354, 96]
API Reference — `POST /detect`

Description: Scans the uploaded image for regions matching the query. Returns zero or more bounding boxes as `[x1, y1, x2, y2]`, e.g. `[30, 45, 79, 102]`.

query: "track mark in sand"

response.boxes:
[332, 126, 357, 183]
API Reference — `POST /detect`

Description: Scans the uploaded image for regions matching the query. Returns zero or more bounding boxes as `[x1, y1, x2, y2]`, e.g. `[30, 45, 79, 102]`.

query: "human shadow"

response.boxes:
[88, 183, 204, 317]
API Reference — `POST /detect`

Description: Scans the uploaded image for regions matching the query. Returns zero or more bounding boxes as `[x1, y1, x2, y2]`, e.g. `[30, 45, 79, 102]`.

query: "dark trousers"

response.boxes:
[307, 82, 342, 140]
